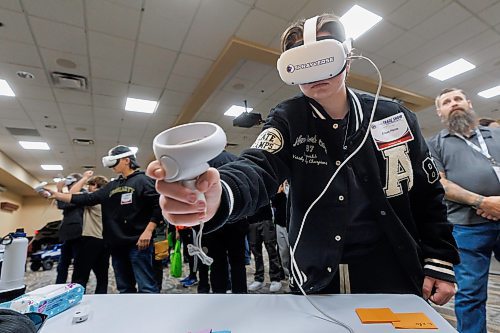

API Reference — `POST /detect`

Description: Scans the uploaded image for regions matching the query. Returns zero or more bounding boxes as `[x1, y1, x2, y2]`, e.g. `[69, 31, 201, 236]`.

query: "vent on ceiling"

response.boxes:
[6, 127, 41, 137]
[51, 72, 88, 90]
[72, 138, 94, 145]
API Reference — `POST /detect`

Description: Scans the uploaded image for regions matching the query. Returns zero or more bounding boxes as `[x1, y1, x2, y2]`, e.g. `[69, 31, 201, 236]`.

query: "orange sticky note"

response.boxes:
[392, 312, 437, 329]
[355, 308, 399, 323]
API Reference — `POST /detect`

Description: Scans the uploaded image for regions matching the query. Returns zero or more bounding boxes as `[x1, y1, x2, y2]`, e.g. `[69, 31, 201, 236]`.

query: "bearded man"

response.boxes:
[427, 88, 500, 333]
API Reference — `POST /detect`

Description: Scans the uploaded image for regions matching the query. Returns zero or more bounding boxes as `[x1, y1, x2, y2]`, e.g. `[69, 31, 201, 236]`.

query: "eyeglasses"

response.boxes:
[26, 312, 48, 332]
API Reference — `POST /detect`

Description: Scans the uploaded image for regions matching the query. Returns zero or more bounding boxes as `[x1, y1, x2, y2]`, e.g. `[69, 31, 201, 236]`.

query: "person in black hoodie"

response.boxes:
[49, 145, 162, 293]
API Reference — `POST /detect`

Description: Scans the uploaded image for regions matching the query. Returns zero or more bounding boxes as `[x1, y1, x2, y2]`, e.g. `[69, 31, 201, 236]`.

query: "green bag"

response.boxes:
[170, 240, 182, 278]
[167, 231, 175, 251]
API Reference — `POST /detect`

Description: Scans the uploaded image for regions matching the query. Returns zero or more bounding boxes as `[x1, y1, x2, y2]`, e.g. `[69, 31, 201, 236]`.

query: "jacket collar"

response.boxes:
[440, 125, 491, 138]
[307, 88, 364, 132]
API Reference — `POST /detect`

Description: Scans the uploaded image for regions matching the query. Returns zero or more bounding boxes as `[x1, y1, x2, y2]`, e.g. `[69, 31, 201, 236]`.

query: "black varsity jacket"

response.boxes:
[209, 89, 459, 293]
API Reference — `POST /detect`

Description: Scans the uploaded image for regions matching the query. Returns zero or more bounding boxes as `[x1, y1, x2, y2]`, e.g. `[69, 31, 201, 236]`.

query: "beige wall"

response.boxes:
[0, 193, 62, 237]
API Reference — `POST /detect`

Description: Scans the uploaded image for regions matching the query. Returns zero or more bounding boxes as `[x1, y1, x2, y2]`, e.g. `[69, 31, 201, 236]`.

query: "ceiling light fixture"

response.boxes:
[125, 97, 158, 114]
[224, 105, 253, 117]
[0, 79, 15, 97]
[428, 58, 475, 81]
[41, 164, 63, 171]
[478, 85, 500, 99]
[19, 141, 50, 150]
[340, 5, 382, 40]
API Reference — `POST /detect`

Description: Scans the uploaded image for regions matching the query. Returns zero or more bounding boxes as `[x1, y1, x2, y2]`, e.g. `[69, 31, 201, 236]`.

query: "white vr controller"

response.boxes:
[153, 122, 227, 201]
[34, 182, 50, 197]
[276, 16, 352, 85]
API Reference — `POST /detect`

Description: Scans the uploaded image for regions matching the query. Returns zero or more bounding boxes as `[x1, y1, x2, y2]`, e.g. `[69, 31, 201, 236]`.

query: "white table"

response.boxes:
[40, 293, 457, 333]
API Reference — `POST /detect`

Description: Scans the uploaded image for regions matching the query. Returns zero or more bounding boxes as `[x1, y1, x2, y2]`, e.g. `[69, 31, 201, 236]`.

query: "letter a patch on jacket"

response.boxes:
[382, 144, 414, 197]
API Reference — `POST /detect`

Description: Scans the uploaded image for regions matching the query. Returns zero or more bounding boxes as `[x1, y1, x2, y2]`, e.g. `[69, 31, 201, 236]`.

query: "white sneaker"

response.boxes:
[269, 281, 282, 293]
[248, 281, 264, 291]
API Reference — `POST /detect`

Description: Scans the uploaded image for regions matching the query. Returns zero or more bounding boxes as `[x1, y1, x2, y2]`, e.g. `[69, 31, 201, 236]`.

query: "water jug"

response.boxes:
[0, 229, 28, 291]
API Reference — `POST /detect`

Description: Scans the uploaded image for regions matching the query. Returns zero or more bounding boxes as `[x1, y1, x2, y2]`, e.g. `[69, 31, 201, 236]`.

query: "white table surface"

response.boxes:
[40, 293, 457, 333]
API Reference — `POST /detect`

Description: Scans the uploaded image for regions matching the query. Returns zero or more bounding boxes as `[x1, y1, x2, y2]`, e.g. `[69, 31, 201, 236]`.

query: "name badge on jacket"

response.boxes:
[371, 113, 414, 151]
[121, 193, 133, 205]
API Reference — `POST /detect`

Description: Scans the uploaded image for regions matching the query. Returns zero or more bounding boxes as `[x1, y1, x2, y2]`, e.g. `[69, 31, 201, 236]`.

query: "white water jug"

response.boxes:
[0, 229, 28, 291]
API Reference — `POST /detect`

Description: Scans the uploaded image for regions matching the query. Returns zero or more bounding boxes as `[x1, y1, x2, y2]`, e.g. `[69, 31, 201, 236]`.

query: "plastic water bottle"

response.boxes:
[0, 229, 28, 291]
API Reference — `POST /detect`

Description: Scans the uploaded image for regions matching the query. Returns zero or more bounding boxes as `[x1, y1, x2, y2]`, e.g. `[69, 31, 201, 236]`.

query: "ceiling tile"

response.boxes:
[0, 8, 34, 44]
[458, 0, 498, 13]
[478, 1, 500, 25]
[23, 0, 84, 27]
[0, 40, 43, 67]
[86, 0, 141, 40]
[172, 53, 213, 80]
[386, 0, 452, 29]
[182, 0, 250, 59]
[93, 94, 124, 109]
[411, 2, 471, 40]
[91, 57, 132, 82]
[255, 0, 308, 20]
[355, 21, 405, 53]
[88, 31, 134, 61]
[53, 89, 91, 106]
[374, 31, 426, 60]
[0, 0, 22, 12]
[40, 48, 90, 77]
[91, 79, 128, 97]
[59, 103, 92, 116]
[29, 17, 87, 55]
[0, 64, 49, 87]
[237, 9, 288, 46]
[165, 74, 200, 94]
[128, 85, 162, 100]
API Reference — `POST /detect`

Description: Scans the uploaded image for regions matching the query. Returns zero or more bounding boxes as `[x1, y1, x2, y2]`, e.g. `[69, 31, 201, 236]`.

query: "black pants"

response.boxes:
[317, 241, 421, 295]
[178, 228, 197, 279]
[56, 238, 82, 284]
[72, 236, 109, 294]
[202, 220, 249, 293]
[248, 219, 282, 283]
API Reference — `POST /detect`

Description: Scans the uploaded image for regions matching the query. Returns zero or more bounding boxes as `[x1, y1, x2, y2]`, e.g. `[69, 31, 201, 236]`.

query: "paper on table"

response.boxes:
[355, 308, 399, 323]
[392, 312, 437, 329]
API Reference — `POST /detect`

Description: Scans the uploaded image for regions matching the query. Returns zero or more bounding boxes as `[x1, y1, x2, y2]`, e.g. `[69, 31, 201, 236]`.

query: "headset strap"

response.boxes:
[303, 16, 318, 45]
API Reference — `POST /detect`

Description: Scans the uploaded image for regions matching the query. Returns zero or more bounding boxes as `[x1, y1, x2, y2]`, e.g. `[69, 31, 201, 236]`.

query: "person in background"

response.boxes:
[69, 172, 110, 294]
[427, 88, 500, 333]
[177, 225, 199, 288]
[147, 12, 458, 304]
[247, 203, 282, 292]
[54, 173, 84, 284]
[479, 117, 500, 128]
[272, 180, 291, 279]
[48, 145, 161, 293]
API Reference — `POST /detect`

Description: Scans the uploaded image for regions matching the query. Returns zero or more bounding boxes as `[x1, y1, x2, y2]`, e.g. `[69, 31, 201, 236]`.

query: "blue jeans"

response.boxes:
[111, 245, 159, 293]
[453, 222, 500, 333]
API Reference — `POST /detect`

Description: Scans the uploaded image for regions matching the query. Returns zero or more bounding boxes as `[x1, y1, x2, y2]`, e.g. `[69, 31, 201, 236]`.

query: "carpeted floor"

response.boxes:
[24, 255, 500, 332]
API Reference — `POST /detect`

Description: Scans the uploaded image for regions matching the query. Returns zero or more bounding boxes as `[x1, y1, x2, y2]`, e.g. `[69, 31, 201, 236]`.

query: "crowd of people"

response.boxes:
[41, 11, 499, 333]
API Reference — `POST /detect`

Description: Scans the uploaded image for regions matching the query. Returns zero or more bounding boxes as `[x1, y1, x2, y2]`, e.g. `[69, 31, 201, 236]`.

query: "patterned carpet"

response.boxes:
[24, 256, 500, 332]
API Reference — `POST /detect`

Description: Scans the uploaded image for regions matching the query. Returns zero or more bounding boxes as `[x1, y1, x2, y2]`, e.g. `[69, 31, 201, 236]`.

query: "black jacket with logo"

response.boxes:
[210, 89, 459, 293]
[70, 170, 162, 249]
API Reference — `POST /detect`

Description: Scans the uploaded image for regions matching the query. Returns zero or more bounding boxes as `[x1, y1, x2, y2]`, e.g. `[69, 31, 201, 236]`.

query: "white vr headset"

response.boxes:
[102, 150, 136, 168]
[277, 16, 352, 85]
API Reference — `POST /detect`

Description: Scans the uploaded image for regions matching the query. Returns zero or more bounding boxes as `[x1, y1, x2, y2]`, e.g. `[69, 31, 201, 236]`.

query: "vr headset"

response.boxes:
[277, 16, 352, 85]
[64, 176, 77, 186]
[102, 150, 136, 168]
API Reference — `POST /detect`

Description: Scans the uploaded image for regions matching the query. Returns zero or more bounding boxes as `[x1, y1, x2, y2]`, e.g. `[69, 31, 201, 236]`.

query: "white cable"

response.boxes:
[290, 55, 383, 333]
[187, 222, 214, 266]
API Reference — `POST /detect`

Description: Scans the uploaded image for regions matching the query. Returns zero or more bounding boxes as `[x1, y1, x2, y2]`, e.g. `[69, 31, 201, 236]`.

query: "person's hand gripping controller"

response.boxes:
[147, 122, 226, 227]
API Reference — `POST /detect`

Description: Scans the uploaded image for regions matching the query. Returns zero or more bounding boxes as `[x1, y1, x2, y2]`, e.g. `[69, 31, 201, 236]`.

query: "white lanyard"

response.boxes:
[455, 128, 497, 165]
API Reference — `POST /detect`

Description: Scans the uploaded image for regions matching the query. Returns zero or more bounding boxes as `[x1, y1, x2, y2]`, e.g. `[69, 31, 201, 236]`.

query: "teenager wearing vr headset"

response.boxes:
[147, 13, 458, 303]
[48, 145, 162, 293]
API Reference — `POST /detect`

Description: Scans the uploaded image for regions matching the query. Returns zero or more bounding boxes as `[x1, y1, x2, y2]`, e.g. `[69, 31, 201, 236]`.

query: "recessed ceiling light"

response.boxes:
[125, 97, 158, 114]
[16, 71, 35, 79]
[224, 105, 253, 117]
[19, 141, 50, 150]
[428, 58, 475, 81]
[340, 5, 382, 40]
[478, 85, 500, 98]
[41, 164, 63, 171]
[0, 79, 15, 97]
